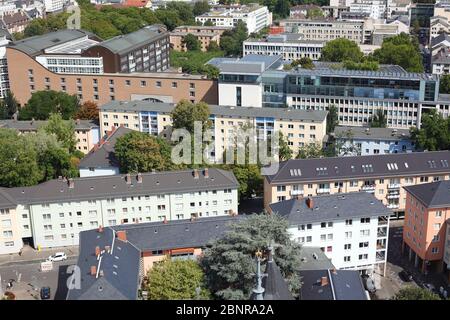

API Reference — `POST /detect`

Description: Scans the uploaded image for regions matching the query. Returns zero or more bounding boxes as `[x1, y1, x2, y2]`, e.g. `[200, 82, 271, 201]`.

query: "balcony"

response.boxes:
[387, 194, 400, 199]
[290, 190, 304, 196]
[361, 185, 375, 192]
[387, 183, 401, 190]
[316, 188, 331, 195]
[376, 239, 387, 250]
[387, 204, 399, 209]
[377, 227, 387, 238]
[378, 216, 389, 226]
[376, 251, 386, 262]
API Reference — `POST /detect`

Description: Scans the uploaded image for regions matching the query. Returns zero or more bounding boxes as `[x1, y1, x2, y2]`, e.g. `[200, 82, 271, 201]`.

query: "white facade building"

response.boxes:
[44, 0, 66, 12]
[36, 56, 104, 74]
[195, 4, 272, 34]
[0, 32, 9, 98]
[349, 0, 387, 19]
[270, 192, 391, 274]
[0, 169, 239, 254]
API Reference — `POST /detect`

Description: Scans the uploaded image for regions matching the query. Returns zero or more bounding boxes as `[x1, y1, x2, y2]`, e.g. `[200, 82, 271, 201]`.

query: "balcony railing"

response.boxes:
[361, 185, 375, 191]
[290, 190, 304, 196]
[387, 194, 400, 199]
[387, 204, 399, 209]
[377, 228, 387, 238]
[316, 188, 331, 194]
[378, 216, 389, 225]
[387, 183, 401, 190]
[376, 251, 386, 262]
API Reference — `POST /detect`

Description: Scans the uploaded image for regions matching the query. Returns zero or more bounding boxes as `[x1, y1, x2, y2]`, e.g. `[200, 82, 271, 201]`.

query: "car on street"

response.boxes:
[40, 287, 51, 300]
[399, 270, 413, 282]
[47, 252, 67, 262]
[362, 275, 376, 293]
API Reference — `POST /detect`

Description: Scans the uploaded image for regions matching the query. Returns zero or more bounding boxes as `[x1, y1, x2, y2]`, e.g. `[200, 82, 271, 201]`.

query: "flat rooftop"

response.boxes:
[333, 126, 411, 141]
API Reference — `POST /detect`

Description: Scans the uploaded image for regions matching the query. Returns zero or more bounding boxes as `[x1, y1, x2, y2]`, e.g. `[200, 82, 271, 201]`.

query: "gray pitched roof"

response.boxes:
[0, 188, 17, 209]
[300, 269, 368, 300]
[270, 192, 391, 224]
[67, 227, 141, 300]
[0, 119, 99, 131]
[112, 215, 243, 252]
[403, 180, 450, 208]
[92, 25, 167, 55]
[4, 168, 239, 205]
[431, 32, 450, 48]
[263, 151, 450, 184]
[209, 54, 283, 74]
[333, 126, 411, 141]
[262, 252, 295, 300]
[100, 100, 328, 122]
[78, 126, 132, 169]
[8, 29, 96, 57]
[299, 247, 334, 271]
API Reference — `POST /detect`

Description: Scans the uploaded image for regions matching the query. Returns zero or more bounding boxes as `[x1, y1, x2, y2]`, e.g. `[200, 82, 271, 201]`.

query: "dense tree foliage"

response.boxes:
[320, 38, 364, 63]
[343, 59, 379, 71]
[170, 50, 223, 79]
[410, 109, 450, 151]
[326, 105, 339, 134]
[296, 143, 324, 159]
[74, 101, 99, 121]
[220, 21, 248, 56]
[19, 91, 79, 120]
[193, 1, 210, 16]
[182, 33, 201, 51]
[393, 287, 442, 300]
[372, 33, 423, 72]
[144, 259, 211, 300]
[114, 131, 174, 173]
[171, 100, 211, 133]
[369, 110, 387, 128]
[200, 213, 302, 299]
[0, 91, 19, 119]
[278, 132, 293, 161]
[41, 113, 77, 153]
[439, 74, 450, 94]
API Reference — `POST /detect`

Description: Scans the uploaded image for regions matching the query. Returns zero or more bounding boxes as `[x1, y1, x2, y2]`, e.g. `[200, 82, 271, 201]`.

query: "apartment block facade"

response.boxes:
[170, 25, 231, 52]
[0, 169, 239, 255]
[403, 181, 450, 275]
[99, 100, 327, 160]
[263, 151, 450, 217]
[270, 192, 391, 274]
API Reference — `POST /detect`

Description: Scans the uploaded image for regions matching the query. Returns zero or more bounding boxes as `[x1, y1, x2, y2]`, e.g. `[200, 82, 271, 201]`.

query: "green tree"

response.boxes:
[274, 0, 290, 18]
[74, 101, 99, 121]
[19, 91, 80, 120]
[392, 287, 441, 300]
[320, 38, 364, 63]
[343, 59, 379, 71]
[410, 109, 450, 151]
[291, 57, 315, 69]
[200, 213, 302, 299]
[229, 164, 263, 200]
[144, 259, 211, 300]
[278, 132, 293, 161]
[372, 33, 423, 72]
[40, 113, 77, 153]
[171, 100, 211, 133]
[306, 7, 324, 19]
[326, 105, 339, 134]
[296, 143, 324, 159]
[0, 129, 43, 187]
[369, 109, 387, 128]
[182, 33, 201, 51]
[439, 74, 450, 94]
[193, 0, 210, 16]
[207, 41, 220, 52]
[2, 91, 19, 119]
[220, 21, 248, 56]
[114, 131, 173, 173]
[203, 20, 214, 26]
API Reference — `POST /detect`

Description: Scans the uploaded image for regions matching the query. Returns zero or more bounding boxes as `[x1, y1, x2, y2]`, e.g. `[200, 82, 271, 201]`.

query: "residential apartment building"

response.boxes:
[403, 180, 450, 275]
[349, 0, 387, 19]
[243, 34, 324, 61]
[6, 28, 218, 106]
[333, 126, 414, 156]
[262, 151, 450, 217]
[430, 16, 450, 42]
[44, 0, 66, 12]
[0, 11, 30, 34]
[444, 220, 450, 283]
[0, 30, 9, 98]
[0, 119, 100, 154]
[269, 192, 391, 274]
[98, 100, 328, 160]
[170, 25, 231, 52]
[0, 168, 239, 255]
[195, 4, 272, 34]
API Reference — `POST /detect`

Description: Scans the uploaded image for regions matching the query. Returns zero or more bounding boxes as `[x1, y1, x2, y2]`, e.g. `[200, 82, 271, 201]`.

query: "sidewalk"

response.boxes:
[0, 245, 79, 266]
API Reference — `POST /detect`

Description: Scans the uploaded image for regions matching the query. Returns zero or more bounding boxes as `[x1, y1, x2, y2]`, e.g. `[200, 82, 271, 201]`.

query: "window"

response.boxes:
[327, 234, 333, 240]
[321, 222, 326, 228]
[307, 224, 312, 230]
[44, 225, 52, 231]
[345, 231, 352, 239]
[360, 217, 370, 224]
[360, 230, 370, 237]
[277, 185, 286, 192]
[141, 80, 146, 87]
[125, 80, 131, 86]
[3, 230, 13, 237]
[431, 247, 439, 254]
[432, 235, 440, 242]
[320, 234, 326, 241]
[1, 219, 11, 228]
[156, 81, 162, 87]
[435, 211, 442, 218]
[433, 223, 441, 230]
[344, 256, 351, 262]
[298, 224, 305, 231]
[42, 214, 51, 220]
[172, 82, 177, 88]
[359, 241, 369, 248]
[44, 235, 54, 241]
[358, 254, 368, 260]
[326, 246, 332, 252]
[344, 244, 351, 250]
[345, 219, 352, 226]
[306, 236, 312, 242]
[297, 237, 305, 243]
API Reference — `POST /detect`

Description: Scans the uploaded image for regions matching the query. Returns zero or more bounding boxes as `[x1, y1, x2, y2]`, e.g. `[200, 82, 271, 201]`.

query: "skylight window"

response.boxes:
[290, 168, 302, 176]
[441, 159, 449, 168]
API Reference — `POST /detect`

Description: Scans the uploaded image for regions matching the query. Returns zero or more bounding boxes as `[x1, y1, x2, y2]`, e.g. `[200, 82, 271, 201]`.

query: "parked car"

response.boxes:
[399, 270, 413, 282]
[362, 275, 376, 293]
[47, 252, 67, 262]
[40, 287, 51, 300]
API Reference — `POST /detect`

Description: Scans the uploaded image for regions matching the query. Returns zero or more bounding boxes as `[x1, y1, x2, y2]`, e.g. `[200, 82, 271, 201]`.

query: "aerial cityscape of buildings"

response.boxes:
[0, 0, 449, 303]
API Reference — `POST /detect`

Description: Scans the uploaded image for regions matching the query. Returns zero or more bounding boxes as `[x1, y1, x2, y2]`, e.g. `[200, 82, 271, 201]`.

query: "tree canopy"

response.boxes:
[19, 90, 80, 120]
[369, 110, 387, 128]
[200, 213, 302, 299]
[0, 91, 19, 120]
[320, 38, 364, 63]
[410, 109, 450, 151]
[41, 113, 77, 153]
[326, 105, 338, 134]
[171, 100, 211, 133]
[169, 50, 223, 79]
[144, 259, 211, 300]
[220, 21, 248, 56]
[392, 287, 442, 300]
[296, 143, 324, 159]
[439, 74, 450, 94]
[74, 101, 99, 121]
[182, 33, 201, 51]
[114, 131, 174, 173]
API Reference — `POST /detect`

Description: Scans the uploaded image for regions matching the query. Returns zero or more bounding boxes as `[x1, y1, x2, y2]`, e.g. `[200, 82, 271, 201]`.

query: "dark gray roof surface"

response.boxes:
[100, 100, 327, 122]
[5, 168, 239, 205]
[403, 180, 450, 208]
[270, 192, 391, 224]
[299, 247, 334, 271]
[300, 269, 368, 300]
[92, 25, 166, 55]
[8, 29, 94, 57]
[263, 253, 295, 300]
[210, 54, 283, 74]
[0, 119, 99, 131]
[0, 188, 17, 209]
[78, 126, 132, 169]
[431, 32, 450, 48]
[67, 227, 141, 300]
[263, 151, 450, 184]
[333, 126, 411, 141]
[112, 215, 243, 251]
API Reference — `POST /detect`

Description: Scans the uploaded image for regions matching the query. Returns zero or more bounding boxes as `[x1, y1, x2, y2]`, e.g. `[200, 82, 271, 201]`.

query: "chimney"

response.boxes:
[117, 230, 127, 242]
[193, 169, 199, 179]
[95, 246, 100, 257]
[68, 178, 74, 189]
[204, 168, 209, 178]
[98, 226, 103, 233]
[137, 172, 142, 184]
[126, 173, 131, 184]
[331, 268, 337, 274]
[306, 197, 314, 209]
[320, 276, 329, 286]
[76, 118, 80, 125]
[90, 265, 97, 276]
